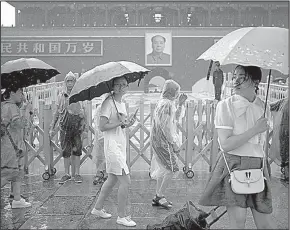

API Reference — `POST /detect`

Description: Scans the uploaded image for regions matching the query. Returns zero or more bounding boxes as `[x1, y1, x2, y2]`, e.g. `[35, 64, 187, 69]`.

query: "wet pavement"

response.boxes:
[1, 158, 288, 230]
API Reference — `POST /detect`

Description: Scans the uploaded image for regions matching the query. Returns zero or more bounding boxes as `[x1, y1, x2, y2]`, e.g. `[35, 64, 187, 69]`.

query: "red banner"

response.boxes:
[1, 37, 103, 56]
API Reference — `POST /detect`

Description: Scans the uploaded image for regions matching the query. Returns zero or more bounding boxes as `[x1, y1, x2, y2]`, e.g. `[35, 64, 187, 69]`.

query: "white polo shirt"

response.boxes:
[215, 95, 271, 158]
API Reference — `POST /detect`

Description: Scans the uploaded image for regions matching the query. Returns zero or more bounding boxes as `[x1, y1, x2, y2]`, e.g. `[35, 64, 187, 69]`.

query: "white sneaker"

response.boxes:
[11, 198, 32, 209]
[91, 208, 112, 219]
[117, 216, 136, 227]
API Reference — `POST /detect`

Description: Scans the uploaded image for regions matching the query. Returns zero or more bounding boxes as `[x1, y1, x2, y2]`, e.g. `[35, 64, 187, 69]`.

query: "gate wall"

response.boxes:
[23, 97, 281, 177]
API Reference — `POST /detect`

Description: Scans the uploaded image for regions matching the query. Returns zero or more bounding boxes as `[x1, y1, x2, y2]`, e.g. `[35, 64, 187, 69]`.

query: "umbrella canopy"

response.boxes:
[197, 27, 288, 75]
[69, 61, 150, 104]
[1, 58, 60, 88]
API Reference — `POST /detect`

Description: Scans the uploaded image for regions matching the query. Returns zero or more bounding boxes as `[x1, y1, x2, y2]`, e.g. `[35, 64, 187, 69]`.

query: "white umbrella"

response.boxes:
[197, 27, 288, 75]
[197, 27, 288, 115]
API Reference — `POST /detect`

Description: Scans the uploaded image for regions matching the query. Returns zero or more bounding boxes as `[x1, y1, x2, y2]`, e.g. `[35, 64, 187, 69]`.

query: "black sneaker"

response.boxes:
[59, 174, 71, 184]
[9, 194, 26, 199]
[74, 174, 83, 183]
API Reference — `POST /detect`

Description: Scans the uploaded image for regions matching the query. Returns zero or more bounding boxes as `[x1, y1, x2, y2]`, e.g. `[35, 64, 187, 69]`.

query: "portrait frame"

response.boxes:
[145, 32, 172, 66]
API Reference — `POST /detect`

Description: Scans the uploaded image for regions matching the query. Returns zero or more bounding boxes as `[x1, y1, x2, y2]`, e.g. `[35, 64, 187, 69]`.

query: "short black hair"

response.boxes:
[151, 35, 166, 43]
[112, 76, 129, 89]
[1, 84, 22, 101]
[234, 65, 262, 82]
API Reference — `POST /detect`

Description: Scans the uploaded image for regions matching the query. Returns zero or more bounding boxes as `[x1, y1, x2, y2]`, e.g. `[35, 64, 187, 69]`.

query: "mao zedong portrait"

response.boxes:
[147, 35, 171, 65]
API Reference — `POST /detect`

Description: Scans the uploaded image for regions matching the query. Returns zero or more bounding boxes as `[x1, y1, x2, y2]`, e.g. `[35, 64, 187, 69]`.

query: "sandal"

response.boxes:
[162, 196, 172, 205]
[152, 195, 172, 209]
[93, 175, 104, 185]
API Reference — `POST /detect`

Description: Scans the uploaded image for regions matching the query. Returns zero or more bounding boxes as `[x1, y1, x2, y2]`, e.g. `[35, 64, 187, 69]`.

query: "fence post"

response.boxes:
[43, 104, 53, 174]
[150, 103, 156, 161]
[140, 98, 144, 150]
[210, 102, 218, 172]
[32, 86, 36, 111]
[185, 101, 194, 169]
[125, 103, 131, 170]
[38, 100, 45, 147]
[20, 106, 29, 174]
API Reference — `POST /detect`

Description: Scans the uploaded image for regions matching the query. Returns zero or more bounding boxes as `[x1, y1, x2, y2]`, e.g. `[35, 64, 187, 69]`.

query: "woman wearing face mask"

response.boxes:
[1, 85, 32, 208]
[199, 65, 274, 229]
[91, 76, 137, 227]
[150, 80, 187, 209]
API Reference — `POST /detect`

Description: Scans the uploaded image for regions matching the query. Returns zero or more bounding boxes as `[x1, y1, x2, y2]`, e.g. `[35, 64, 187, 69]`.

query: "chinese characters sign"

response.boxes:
[1, 38, 103, 56]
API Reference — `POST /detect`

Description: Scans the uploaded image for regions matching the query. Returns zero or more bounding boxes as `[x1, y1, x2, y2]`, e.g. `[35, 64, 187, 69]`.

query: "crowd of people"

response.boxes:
[1, 64, 289, 228]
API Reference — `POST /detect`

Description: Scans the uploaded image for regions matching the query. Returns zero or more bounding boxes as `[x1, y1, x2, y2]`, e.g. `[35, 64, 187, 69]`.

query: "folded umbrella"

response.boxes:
[69, 61, 150, 104]
[1, 58, 60, 88]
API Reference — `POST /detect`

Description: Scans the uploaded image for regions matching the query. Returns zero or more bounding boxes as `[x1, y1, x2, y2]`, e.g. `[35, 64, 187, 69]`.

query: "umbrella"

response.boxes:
[1, 58, 60, 88]
[197, 27, 289, 115]
[197, 27, 288, 75]
[69, 61, 150, 104]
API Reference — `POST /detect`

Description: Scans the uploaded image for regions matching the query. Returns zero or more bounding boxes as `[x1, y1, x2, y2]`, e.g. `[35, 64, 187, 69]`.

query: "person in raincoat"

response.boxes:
[49, 72, 88, 184]
[91, 76, 138, 227]
[92, 101, 107, 185]
[271, 97, 289, 182]
[1, 85, 32, 208]
[150, 80, 187, 209]
[199, 65, 275, 229]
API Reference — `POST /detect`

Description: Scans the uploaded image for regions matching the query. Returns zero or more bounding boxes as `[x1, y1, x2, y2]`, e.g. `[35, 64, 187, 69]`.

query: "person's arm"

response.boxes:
[99, 99, 123, 132]
[99, 116, 122, 132]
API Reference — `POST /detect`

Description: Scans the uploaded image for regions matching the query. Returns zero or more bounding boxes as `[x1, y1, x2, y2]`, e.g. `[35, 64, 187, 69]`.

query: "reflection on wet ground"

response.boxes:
[1, 157, 288, 229]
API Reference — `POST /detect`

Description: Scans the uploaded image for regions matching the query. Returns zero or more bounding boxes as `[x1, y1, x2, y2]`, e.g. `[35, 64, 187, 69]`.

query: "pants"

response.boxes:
[214, 85, 222, 101]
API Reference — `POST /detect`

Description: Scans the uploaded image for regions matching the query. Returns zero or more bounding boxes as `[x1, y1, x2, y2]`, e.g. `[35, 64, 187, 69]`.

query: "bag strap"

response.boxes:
[222, 152, 231, 174]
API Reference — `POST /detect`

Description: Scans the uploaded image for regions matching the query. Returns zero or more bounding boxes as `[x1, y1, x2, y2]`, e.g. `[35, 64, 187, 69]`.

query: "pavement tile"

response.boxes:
[54, 175, 101, 197]
[19, 215, 83, 229]
[38, 196, 95, 215]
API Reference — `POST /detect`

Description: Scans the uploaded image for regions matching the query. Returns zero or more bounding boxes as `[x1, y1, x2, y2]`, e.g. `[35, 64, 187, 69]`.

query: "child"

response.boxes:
[92, 102, 107, 185]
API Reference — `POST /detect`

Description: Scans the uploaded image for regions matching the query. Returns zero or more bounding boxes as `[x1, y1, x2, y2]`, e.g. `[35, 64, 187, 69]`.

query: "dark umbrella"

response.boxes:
[69, 61, 150, 104]
[1, 58, 60, 88]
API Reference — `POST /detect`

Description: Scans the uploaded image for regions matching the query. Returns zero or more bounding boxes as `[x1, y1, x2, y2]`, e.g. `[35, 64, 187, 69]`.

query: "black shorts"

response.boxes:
[59, 129, 82, 158]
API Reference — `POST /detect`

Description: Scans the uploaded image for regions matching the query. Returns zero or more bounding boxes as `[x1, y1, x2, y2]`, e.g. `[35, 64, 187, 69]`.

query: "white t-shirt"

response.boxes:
[215, 95, 270, 158]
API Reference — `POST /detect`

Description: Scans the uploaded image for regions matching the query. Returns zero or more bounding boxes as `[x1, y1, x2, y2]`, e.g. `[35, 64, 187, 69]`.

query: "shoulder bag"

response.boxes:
[222, 152, 266, 194]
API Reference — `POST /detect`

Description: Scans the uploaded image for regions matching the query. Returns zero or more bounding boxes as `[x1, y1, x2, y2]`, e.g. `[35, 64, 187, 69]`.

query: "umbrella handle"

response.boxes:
[206, 60, 214, 81]
[105, 82, 125, 129]
[263, 69, 272, 117]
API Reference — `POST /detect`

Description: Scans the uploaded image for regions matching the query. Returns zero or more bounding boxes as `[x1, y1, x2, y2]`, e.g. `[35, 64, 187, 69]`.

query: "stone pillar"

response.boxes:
[105, 6, 109, 26]
[15, 8, 19, 27]
[135, 5, 139, 25]
[75, 8, 79, 26]
[238, 6, 242, 26]
[44, 8, 48, 26]
[207, 6, 211, 26]
[268, 5, 272, 26]
[177, 7, 181, 26]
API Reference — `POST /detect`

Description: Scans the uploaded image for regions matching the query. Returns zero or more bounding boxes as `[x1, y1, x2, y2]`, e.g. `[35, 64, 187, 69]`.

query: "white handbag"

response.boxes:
[222, 152, 267, 195]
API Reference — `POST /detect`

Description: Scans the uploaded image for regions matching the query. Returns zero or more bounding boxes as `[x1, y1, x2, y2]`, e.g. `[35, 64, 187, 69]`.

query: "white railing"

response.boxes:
[25, 82, 64, 111]
[24, 78, 288, 112]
